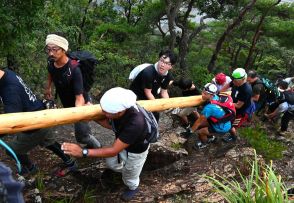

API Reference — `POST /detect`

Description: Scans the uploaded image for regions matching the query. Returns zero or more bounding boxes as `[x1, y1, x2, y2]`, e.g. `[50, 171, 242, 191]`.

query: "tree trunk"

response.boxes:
[207, 0, 257, 72]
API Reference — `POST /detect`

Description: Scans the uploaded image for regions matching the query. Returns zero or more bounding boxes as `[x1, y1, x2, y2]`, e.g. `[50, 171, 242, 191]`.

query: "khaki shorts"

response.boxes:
[8, 128, 56, 154]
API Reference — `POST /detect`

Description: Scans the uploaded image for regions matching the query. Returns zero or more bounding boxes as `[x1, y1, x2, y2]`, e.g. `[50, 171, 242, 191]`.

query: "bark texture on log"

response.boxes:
[0, 95, 206, 134]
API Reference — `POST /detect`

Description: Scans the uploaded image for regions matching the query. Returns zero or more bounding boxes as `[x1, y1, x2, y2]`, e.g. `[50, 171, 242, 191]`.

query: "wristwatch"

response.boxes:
[82, 148, 88, 158]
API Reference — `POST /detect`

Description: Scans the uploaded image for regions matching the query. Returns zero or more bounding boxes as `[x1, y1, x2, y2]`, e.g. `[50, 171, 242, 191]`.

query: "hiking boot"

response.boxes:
[207, 135, 217, 143]
[222, 135, 237, 143]
[55, 160, 78, 177]
[121, 188, 139, 201]
[18, 164, 38, 176]
[193, 141, 207, 150]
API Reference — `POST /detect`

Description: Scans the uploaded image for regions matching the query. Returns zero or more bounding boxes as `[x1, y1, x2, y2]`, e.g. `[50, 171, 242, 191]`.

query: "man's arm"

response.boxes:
[44, 74, 53, 99]
[62, 138, 129, 158]
[191, 115, 206, 132]
[160, 89, 169, 98]
[144, 88, 156, 100]
[234, 100, 245, 109]
[75, 94, 85, 107]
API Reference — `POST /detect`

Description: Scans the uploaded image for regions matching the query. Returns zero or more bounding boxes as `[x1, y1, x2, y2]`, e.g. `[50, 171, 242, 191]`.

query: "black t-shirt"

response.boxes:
[48, 60, 84, 108]
[231, 81, 253, 115]
[129, 65, 173, 100]
[251, 78, 266, 105]
[112, 106, 149, 153]
[0, 69, 44, 113]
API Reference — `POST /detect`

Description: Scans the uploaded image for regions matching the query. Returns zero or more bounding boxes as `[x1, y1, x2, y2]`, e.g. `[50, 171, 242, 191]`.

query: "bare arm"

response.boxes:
[75, 94, 85, 107]
[160, 89, 169, 98]
[44, 74, 53, 99]
[62, 138, 129, 158]
[234, 100, 245, 109]
[191, 115, 206, 132]
[252, 94, 260, 102]
[144, 88, 156, 100]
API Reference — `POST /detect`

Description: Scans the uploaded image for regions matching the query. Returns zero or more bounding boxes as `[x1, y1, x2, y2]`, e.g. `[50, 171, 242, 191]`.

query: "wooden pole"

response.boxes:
[0, 95, 205, 134]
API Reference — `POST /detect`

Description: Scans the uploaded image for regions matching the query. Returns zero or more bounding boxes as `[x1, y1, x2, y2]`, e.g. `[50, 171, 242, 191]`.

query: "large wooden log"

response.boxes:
[0, 95, 205, 134]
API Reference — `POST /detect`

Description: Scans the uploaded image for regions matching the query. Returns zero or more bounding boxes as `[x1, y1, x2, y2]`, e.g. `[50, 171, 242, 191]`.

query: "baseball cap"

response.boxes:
[203, 83, 218, 95]
[215, 73, 226, 85]
[232, 68, 247, 79]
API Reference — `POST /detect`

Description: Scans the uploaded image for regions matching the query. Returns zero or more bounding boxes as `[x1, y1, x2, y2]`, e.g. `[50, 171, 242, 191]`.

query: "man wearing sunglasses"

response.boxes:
[130, 50, 177, 121]
[44, 33, 101, 149]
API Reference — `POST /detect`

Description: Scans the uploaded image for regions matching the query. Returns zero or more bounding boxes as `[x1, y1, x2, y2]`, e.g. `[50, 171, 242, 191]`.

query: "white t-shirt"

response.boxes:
[212, 76, 232, 91]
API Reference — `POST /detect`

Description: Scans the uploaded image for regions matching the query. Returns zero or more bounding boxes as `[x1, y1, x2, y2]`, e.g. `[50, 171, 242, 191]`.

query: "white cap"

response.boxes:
[203, 83, 218, 95]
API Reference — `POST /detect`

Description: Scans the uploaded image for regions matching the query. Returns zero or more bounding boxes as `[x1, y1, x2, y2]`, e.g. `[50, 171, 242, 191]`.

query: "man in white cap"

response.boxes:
[190, 83, 234, 149]
[44, 33, 101, 149]
[61, 87, 150, 201]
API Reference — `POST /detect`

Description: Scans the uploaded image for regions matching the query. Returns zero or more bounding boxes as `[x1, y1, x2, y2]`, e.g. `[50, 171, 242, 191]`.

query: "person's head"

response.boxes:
[278, 80, 289, 92]
[173, 78, 193, 90]
[157, 50, 177, 75]
[215, 73, 226, 85]
[45, 33, 68, 62]
[202, 83, 218, 101]
[247, 70, 258, 84]
[232, 68, 247, 87]
[100, 87, 137, 119]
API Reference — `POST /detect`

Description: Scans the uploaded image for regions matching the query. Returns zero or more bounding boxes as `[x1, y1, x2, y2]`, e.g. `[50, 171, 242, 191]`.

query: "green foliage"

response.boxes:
[206, 150, 290, 202]
[171, 142, 183, 150]
[255, 56, 286, 78]
[189, 65, 214, 88]
[35, 172, 45, 192]
[238, 126, 286, 161]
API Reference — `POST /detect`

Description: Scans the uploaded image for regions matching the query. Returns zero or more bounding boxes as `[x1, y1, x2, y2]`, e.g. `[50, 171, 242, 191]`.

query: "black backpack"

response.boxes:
[278, 91, 294, 105]
[67, 51, 98, 92]
[111, 104, 159, 144]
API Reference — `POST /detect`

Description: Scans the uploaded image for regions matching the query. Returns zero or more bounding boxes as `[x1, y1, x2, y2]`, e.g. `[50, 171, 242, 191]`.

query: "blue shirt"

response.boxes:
[202, 95, 232, 133]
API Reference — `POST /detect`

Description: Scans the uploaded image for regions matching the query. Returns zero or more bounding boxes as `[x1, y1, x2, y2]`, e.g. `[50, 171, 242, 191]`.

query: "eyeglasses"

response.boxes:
[45, 47, 61, 54]
[159, 57, 172, 66]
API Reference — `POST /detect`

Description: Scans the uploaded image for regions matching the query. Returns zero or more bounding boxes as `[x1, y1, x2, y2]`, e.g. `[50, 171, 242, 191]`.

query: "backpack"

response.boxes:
[129, 63, 153, 81]
[278, 91, 294, 105]
[67, 51, 98, 92]
[111, 104, 159, 144]
[209, 94, 236, 124]
[255, 77, 280, 104]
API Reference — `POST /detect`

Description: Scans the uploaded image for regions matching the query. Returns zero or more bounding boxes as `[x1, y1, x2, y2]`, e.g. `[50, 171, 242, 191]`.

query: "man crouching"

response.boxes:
[191, 83, 235, 149]
[62, 87, 149, 201]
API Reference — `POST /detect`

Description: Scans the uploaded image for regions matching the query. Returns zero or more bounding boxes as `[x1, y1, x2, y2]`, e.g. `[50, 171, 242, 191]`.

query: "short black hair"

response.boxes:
[173, 78, 192, 90]
[158, 50, 177, 65]
[278, 80, 289, 90]
[247, 70, 257, 78]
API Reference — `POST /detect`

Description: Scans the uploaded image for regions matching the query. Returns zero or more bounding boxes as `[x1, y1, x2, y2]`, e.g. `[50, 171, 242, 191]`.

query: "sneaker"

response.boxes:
[193, 141, 207, 150]
[18, 164, 38, 176]
[222, 135, 237, 143]
[207, 135, 217, 143]
[121, 188, 139, 201]
[55, 160, 78, 177]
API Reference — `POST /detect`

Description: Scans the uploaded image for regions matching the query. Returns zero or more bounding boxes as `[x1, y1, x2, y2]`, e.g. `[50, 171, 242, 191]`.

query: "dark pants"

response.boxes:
[281, 111, 294, 131]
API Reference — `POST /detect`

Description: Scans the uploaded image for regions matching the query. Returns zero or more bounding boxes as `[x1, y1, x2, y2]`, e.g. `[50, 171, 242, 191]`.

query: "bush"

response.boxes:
[206, 150, 290, 203]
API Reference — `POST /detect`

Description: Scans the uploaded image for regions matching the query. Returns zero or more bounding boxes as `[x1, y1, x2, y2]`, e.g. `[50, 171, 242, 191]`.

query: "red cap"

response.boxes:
[215, 73, 226, 85]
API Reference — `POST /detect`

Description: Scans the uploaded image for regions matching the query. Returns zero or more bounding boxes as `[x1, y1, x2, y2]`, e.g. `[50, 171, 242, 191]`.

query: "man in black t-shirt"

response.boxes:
[62, 87, 149, 201]
[247, 70, 266, 112]
[221, 68, 253, 142]
[0, 69, 76, 176]
[44, 33, 101, 149]
[130, 50, 177, 121]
